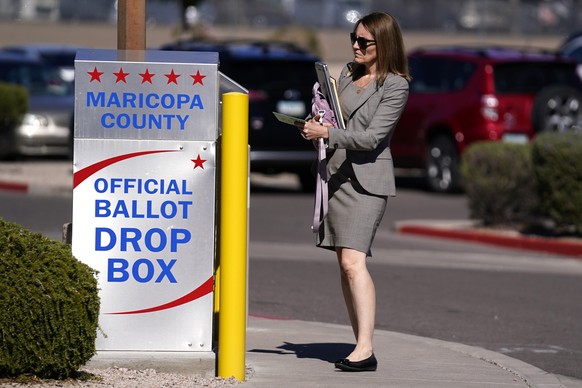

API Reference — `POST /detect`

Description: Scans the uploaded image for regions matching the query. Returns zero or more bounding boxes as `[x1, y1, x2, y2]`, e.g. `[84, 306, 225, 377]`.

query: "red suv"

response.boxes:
[392, 46, 582, 193]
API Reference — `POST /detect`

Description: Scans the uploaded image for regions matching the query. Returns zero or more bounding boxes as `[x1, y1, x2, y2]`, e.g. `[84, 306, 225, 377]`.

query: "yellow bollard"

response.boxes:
[217, 92, 249, 381]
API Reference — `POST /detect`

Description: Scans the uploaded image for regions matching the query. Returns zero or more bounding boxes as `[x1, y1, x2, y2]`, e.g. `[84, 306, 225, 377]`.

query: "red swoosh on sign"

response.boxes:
[107, 276, 214, 315]
[73, 150, 179, 189]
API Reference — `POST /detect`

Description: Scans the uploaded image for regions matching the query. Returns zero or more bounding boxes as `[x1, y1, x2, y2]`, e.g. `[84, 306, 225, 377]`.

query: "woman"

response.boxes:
[298, 12, 410, 372]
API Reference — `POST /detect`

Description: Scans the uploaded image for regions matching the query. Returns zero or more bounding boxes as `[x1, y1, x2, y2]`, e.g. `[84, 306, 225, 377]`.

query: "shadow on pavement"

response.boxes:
[274, 341, 355, 363]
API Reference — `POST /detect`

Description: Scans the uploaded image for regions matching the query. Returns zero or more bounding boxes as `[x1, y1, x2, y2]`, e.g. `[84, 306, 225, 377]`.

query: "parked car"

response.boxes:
[160, 39, 320, 190]
[558, 30, 582, 76]
[0, 43, 79, 85]
[0, 52, 74, 158]
[392, 45, 582, 193]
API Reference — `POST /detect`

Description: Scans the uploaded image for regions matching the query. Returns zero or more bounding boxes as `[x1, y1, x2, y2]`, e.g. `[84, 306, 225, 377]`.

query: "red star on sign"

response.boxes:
[190, 70, 206, 85]
[191, 154, 206, 169]
[139, 68, 155, 84]
[114, 67, 129, 83]
[88, 66, 104, 82]
[165, 69, 180, 84]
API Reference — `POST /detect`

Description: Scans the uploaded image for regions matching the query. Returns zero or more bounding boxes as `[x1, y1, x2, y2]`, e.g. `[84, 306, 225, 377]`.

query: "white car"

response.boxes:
[0, 52, 73, 158]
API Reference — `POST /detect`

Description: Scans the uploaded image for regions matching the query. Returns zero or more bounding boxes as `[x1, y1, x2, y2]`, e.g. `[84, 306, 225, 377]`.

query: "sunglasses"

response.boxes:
[350, 32, 376, 50]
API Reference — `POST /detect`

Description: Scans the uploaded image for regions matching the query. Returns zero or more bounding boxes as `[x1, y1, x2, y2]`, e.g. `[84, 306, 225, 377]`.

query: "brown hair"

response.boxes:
[352, 12, 411, 85]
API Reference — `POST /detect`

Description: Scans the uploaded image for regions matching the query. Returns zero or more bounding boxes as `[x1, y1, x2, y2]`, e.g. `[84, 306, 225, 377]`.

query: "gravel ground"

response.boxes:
[0, 367, 246, 387]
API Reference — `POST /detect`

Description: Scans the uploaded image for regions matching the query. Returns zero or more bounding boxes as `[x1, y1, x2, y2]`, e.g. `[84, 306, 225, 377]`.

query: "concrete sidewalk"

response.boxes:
[85, 315, 566, 387]
[242, 316, 567, 387]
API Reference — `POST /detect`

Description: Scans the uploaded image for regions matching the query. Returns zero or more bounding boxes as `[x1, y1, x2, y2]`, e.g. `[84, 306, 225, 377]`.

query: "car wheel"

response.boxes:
[531, 85, 582, 133]
[426, 134, 460, 193]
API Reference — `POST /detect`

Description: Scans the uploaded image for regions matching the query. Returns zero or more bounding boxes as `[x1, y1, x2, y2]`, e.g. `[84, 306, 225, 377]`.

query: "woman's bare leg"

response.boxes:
[337, 247, 376, 361]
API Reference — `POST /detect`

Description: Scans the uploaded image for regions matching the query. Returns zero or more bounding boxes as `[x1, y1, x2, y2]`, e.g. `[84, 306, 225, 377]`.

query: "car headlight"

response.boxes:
[19, 113, 50, 137]
[22, 113, 50, 128]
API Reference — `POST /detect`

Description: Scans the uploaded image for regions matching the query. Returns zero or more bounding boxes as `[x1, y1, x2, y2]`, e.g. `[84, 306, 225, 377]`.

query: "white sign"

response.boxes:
[73, 50, 218, 351]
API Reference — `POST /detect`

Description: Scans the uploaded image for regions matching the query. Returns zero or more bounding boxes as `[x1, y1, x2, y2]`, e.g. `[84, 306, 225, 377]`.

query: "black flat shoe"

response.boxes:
[334, 353, 377, 372]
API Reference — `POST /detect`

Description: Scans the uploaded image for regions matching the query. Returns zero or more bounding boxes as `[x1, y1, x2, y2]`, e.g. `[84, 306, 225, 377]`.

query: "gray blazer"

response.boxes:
[327, 63, 409, 196]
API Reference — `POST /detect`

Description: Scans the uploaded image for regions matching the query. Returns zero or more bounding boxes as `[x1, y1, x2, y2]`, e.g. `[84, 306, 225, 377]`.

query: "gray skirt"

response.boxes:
[316, 161, 387, 257]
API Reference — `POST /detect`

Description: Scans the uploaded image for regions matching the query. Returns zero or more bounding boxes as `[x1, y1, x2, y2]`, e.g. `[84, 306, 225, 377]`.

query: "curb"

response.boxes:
[0, 179, 73, 197]
[0, 180, 28, 193]
[396, 220, 582, 259]
[385, 328, 566, 388]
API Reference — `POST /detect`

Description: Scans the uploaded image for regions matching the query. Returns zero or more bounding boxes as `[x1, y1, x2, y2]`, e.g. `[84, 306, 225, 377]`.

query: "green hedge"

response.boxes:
[462, 133, 582, 234]
[0, 82, 27, 128]
[461, 141, 538, 226]
[532, 132, 582, 234]
[0, 218, 100, 379]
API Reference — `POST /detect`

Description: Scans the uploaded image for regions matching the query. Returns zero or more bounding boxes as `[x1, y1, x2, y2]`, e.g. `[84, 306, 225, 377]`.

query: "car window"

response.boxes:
[39, 52, 77, 68]
[0, 62, 46, 94]
[219, 59, 316, 91]
[409, 57, 476, 93]
[565, 46, 582, 64]
[0, 62, 72, 96]
[493, 62, 581, 93]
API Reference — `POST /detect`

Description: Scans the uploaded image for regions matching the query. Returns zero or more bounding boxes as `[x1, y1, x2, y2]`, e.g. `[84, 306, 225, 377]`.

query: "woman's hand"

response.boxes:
[296, 115, 332, 141]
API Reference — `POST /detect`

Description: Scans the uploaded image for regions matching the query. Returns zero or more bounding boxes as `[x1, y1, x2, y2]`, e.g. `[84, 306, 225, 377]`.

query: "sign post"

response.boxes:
[72, 49, 219, 351]
[117, 0, 146, 50]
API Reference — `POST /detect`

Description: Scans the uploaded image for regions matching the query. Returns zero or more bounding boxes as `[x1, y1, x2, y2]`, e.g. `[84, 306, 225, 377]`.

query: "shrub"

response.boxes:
[0, 82, 27, 128]
[0, 218, 100, 379]
[532, 132, 582, 234]
[461, 141, 538, 226]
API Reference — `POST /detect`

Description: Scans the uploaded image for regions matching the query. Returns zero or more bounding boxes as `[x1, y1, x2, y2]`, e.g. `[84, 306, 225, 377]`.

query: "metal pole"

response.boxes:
[117, 0, 146, 50]
[217, 92, 249, 381]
